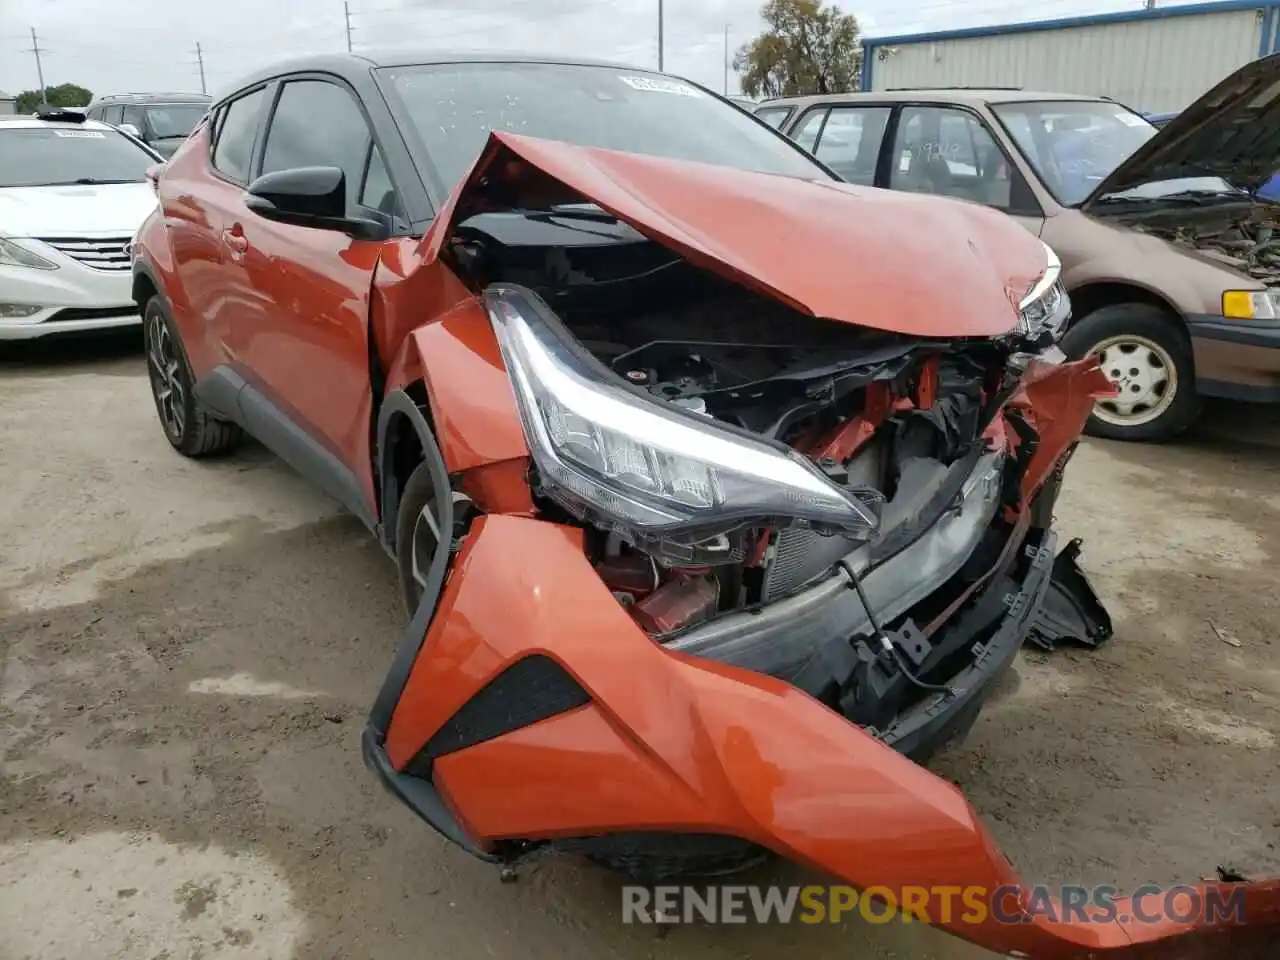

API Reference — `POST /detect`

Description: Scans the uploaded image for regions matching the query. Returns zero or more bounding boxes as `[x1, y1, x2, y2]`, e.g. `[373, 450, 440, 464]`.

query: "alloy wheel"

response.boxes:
[146, 310, 186, 441]
[1090, 334, 1178, 428]
[409, 501, 440, 596]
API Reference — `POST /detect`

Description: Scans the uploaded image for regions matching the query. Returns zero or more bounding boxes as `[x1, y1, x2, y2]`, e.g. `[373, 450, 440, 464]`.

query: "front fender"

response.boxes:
[382, 297, 533, 516]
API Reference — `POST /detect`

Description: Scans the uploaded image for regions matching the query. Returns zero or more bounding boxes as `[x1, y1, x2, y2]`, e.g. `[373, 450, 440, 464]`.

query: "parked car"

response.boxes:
[131, 52, 1276, 958]
[1146, 110, 1280, 202]
[0, 107, 162, 339]
[766, 57, 1280, 441]
[85, 93, 212, 159]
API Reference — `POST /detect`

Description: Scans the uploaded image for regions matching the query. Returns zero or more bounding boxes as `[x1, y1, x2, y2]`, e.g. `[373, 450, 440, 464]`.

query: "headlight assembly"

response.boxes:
[0, 238, 58, 271]
[1017, 242, 1070, 342]
[485, 284, 883, 564]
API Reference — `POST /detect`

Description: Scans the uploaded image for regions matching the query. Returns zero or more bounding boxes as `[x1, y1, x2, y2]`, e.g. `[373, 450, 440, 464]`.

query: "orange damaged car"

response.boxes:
[130, 53, 1279, 958]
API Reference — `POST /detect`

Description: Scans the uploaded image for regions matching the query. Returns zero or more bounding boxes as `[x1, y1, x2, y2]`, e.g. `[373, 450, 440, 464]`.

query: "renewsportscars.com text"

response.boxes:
[621, 884, 1247, 926]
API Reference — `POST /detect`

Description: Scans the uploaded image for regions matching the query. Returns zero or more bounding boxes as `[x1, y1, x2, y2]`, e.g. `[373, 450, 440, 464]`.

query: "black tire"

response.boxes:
[1060, 303, 1201, 442]
[143, 295, 242, 457]
[557, 834, 773, 883]
[395, 462, 440, 616]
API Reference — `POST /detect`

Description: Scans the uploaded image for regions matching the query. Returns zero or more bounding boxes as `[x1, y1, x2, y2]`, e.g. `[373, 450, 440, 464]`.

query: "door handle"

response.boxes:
[222, 224, 249, 257]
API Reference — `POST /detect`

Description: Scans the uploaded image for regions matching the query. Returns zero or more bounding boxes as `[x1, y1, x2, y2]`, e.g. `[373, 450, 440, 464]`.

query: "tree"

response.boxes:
[16, 84, 94, 114]
[734, 0, 861, 99]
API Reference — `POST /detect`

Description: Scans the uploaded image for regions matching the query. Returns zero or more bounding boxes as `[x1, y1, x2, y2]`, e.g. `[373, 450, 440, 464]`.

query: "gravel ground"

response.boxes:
[1, 330, 1277, 960]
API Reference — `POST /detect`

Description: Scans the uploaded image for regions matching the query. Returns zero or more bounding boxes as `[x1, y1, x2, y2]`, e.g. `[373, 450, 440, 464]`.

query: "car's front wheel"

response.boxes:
[1061, 303, 1201, 442]
[143, 295, 242, 457]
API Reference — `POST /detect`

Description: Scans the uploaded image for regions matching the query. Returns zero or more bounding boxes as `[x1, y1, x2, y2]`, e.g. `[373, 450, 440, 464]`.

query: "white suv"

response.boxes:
[0, 108, 162, 340]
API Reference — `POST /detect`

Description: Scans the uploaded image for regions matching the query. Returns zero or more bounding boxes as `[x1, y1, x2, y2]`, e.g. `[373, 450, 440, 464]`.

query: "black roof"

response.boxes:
[212, 50, 654, 104]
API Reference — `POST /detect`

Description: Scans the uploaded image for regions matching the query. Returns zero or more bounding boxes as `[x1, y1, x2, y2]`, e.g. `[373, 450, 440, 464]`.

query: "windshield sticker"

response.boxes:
[619, 76, 703, 98]
[52, 130, 106, 138]
[1115, 112, 1149, 128]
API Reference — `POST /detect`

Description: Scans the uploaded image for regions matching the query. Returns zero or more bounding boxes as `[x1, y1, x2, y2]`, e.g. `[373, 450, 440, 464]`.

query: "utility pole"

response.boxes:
[196, 42, 207, 95]
[657, 0, 664, 71]
[28, 27, 48, 104]
[723, 23, 730, 95]
[344, 1, 354, 52]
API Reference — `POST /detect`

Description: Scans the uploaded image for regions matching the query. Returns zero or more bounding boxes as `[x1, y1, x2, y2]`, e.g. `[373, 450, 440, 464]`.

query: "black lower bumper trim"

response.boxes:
[1025, 538, 1114, 653]
[360, 726, 500, 862]
[878, 528, 1058, 761]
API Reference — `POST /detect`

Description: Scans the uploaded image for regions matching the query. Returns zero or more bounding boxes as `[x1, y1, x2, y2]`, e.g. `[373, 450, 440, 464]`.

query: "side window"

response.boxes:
[889, 106, 1020, 210]
[790, 109, 827, 153]
[359, 143, 400, 219]
[212, 87, 269, 183]
[259, 80, 382, 216]
[754, 107, 792, 131]
[812, 107, 890, 186]
[104, 105, 124, 125]
[121, 105, 146, 132]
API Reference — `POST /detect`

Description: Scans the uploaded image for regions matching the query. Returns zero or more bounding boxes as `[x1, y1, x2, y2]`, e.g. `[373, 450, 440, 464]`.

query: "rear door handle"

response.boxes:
[222, 225, 249, 257]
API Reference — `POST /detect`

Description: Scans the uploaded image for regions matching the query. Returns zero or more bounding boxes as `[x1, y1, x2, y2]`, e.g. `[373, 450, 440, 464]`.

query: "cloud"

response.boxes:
[1, 0, 1145, 99]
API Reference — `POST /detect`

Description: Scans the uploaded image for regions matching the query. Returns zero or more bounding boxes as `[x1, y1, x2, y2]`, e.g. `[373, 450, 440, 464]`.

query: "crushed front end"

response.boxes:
[364, 134, 1279, 958]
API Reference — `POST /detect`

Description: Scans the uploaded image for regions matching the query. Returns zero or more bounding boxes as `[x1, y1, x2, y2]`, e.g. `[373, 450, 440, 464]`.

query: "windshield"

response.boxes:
[991, 100, 1239, 205]
[377, 62, 829, 192]
[0, 127, 156, 187]
[144, 104, 208, 139]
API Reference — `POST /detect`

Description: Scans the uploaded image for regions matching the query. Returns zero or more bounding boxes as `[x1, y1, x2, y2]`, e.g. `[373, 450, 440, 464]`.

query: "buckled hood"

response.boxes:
[425, 131, 1052, 339]
[1082, 51, 1280, 208]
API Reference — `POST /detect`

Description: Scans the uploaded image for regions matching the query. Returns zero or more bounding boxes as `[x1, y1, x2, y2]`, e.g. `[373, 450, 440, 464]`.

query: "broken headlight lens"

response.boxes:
[1017, 242, 1070, 341]
[486, 284, 883, 562]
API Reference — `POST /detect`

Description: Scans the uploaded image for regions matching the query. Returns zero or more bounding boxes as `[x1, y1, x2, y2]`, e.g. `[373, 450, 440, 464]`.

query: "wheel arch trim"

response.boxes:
[370, 387, 455, 739]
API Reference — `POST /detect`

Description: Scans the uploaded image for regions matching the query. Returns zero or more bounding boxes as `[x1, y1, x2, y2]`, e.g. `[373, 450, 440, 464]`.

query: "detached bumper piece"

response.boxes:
[1025, 538, 1115, 652]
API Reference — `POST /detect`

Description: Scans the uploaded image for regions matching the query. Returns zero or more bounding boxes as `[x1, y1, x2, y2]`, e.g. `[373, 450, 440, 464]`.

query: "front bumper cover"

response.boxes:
[364, 514, 1279, 959]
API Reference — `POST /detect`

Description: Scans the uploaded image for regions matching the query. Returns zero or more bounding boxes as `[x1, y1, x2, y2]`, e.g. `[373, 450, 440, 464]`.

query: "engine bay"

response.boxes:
[1127, 204, 1280, 286]
[451, 207, 1038, 647]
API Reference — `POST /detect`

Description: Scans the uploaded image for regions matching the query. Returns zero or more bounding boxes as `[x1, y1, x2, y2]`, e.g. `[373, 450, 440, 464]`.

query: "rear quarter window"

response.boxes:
[211, 87, 268, 183]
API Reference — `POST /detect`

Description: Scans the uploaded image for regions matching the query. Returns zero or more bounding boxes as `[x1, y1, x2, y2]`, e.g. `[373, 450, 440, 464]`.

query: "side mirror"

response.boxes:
[118, 122, 142, 138]
[245, 166, 387, 240]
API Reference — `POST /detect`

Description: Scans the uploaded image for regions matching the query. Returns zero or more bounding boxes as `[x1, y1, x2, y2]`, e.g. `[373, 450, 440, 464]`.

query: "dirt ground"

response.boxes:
[1, 330, 1277, 960]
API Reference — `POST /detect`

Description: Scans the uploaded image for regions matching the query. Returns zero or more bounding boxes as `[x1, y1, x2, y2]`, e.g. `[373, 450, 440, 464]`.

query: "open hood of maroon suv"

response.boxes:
[1082, 51, 1280, 207]
[425, 131, 1050, 339]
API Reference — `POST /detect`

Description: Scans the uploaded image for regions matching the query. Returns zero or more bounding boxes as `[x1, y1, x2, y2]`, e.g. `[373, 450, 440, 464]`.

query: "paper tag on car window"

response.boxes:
[619, 76, 702, 97]
[1114, 112, 1148, 127]
[53, 130, 106, 138]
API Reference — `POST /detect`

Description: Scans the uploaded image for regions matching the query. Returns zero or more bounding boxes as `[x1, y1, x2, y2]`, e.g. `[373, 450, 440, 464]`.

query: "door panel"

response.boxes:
[228, 212, 383, 507]
[159, 90, 265, 376]
[224, 78, 400, 515]
[166, 85, 271, 372]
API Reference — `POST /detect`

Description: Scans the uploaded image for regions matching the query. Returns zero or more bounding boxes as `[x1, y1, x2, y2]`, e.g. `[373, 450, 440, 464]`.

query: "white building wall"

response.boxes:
[869, 8, 1265, 113]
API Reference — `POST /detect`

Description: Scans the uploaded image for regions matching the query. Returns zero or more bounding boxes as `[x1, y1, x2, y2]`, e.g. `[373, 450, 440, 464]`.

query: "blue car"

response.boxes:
[1145, 111, 1280, 200]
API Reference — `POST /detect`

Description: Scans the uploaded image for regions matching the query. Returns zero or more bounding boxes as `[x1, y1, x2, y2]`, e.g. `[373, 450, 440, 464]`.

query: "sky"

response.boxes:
[0, 0, 1203, 99]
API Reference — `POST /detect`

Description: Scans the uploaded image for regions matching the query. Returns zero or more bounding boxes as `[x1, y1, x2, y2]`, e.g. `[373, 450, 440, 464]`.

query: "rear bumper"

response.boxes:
[1186, 314, 1280, 403]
